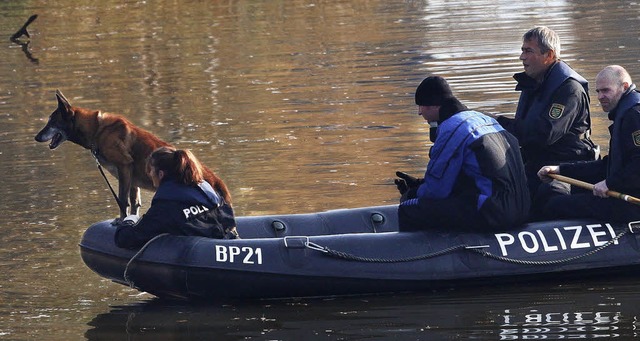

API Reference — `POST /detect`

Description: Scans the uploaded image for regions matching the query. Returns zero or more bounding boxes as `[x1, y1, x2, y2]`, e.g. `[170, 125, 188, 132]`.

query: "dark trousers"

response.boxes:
[525, 162, 570, 221]
[398, 193, 490, 232]
[540, 192, 640, 222]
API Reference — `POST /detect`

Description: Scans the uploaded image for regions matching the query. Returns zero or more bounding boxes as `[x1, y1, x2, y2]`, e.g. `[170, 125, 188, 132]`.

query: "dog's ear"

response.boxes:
[55, 89, 72, 113]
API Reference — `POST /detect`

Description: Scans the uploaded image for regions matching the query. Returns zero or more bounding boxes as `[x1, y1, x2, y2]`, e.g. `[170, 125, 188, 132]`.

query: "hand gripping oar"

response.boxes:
[549, 173, 640, 206]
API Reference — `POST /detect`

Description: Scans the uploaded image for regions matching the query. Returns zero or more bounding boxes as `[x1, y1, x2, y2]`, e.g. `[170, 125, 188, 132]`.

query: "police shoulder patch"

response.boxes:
[633, 130, 640, 147]
[549, 103, 565, 119]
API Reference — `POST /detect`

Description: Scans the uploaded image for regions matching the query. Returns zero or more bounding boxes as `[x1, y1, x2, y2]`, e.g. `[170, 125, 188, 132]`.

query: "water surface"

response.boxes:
[2, 0, 640, 339]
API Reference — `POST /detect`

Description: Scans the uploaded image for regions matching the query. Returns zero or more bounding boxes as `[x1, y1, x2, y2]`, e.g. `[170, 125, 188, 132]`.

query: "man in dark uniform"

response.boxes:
[495, 26, 597, 218]
[538, 65, 640, 221]
[396, 76, 530, 232]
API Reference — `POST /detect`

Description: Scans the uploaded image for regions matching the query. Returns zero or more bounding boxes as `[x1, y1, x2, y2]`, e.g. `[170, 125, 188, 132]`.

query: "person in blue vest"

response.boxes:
[396, 76, 530, 232]
[114, 146, 238, 249]
[495, 26, 598, 219]
[537, 65, 640, 221]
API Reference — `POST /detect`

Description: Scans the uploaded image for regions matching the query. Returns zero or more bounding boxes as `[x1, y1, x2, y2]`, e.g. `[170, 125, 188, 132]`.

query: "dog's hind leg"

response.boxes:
[130, 186, 141, 216]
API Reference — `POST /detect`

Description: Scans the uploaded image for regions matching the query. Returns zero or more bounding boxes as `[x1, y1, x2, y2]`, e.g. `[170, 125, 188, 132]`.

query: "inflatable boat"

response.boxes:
[79, 205, 640, 301]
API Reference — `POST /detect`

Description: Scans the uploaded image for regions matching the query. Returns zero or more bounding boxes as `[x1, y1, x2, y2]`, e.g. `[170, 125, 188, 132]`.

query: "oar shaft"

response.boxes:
[548, 173, 640, 205]
[549, 174, 592, 190]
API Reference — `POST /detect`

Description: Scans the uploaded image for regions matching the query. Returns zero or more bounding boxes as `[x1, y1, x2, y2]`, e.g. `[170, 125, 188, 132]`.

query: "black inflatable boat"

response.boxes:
[79, 205, 640, 301]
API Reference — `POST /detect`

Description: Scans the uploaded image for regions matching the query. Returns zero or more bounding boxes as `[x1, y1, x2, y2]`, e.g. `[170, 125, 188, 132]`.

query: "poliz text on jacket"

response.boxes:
[183, 205, 210, 218]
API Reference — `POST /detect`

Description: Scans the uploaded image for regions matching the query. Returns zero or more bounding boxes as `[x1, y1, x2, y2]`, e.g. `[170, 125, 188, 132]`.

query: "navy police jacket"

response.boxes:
[114, 179, 236, 249]
[414, 110, 530, 227]
[499, 61, 596, 167]
[562, 87, 640, 198]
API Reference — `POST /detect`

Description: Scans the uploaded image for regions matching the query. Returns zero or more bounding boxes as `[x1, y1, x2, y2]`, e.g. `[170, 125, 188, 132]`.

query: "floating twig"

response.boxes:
[10, 14, 38, 42]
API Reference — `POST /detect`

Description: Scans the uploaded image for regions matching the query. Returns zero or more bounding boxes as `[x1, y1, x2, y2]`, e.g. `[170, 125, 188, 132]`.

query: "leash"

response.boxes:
[90, 147, 127, 214]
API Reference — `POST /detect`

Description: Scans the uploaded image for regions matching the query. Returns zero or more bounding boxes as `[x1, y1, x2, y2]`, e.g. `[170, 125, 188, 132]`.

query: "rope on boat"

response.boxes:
[302, 229, 630, 266]
[123, 233, 170, 288]
[320, 244, 469, 263]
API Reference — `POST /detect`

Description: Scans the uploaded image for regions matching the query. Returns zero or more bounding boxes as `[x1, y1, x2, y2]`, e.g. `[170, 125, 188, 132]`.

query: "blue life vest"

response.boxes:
[417, 111, 504, 208]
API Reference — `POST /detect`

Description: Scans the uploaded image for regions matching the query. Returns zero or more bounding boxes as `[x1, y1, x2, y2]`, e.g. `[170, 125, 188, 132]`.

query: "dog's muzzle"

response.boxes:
[35, 127, 67, 149]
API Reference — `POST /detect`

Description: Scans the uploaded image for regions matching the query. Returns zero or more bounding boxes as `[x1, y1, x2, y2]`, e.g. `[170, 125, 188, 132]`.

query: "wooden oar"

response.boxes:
[549, 173, 640, 206]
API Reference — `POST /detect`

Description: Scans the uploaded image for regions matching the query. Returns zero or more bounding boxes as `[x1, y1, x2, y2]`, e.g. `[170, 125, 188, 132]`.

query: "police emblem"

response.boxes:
[633, 130, 640, 147]
[549, 103, 565, 119]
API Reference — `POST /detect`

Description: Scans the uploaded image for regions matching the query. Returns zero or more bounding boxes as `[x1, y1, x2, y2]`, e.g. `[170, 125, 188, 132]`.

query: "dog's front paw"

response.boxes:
[111, 215, 139, 226]
[124, 215, 139, 224]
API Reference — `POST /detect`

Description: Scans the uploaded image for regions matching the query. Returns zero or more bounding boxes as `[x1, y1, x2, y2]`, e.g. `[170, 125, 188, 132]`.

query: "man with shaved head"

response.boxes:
[537, 65, 640, 221]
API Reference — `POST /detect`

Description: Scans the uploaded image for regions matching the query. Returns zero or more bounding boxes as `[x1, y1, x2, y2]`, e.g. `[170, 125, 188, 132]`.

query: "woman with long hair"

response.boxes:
[115, 146, 237, 248]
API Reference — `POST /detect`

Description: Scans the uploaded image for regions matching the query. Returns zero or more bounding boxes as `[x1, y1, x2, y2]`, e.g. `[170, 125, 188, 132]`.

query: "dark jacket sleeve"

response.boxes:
[606, 111, 640, 192]
[560, 159, 606, 184]
[114, 200, 178, 249]
[497, 116, 515, 135]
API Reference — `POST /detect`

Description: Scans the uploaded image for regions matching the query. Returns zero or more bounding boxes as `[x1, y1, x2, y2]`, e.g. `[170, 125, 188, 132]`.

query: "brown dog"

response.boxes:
[35, 90, 232, 218]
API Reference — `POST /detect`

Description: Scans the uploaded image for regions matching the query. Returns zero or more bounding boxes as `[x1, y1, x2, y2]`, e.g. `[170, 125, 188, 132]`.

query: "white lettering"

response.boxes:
[494, 224, 621, 257]
[214, 245, 263, 265]
[239, 247, 264, 265]
[242, 247, 254, 264]
[215, 245, 227, 262]
[496, 233, 515, 256]
[565, 225, 590, 249]
[518, 231, 540, 254]
[586, 224, 608, 247]
[537, 230, 559, 252]
[553, 228, 568, 250]
[606, 224, 619, 245]
[182, 205, 210, 218]
[229, 246, 241, 262]
[255, 247, 263, 264]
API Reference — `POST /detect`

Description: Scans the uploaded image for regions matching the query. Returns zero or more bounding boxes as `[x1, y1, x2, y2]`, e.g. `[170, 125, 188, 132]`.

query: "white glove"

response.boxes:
[123, 215, 139, 224]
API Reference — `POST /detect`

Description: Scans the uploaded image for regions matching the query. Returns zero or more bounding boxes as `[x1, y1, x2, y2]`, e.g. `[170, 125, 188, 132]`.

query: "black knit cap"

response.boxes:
[415, 76, 454, 106]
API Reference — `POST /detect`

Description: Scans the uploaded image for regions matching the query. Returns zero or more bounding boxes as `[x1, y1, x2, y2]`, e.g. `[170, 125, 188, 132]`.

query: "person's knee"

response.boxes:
[537, 194, 588, 221]
[398, 206, 423, 231]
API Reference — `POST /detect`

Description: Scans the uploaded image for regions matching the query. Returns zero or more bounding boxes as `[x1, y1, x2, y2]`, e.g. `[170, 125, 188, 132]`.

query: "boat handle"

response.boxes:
[283, 236, 328, 253]
[283, 236, 307, 248]
[629, 221, 640, 233]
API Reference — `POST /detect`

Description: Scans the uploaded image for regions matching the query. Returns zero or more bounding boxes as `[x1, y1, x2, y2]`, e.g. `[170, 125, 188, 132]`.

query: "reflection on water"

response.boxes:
[2, 0, 640, 339]
[85, 279, 640, 340]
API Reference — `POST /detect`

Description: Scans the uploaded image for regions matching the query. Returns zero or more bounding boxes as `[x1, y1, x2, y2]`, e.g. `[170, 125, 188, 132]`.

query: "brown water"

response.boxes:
[2, 0, 640, 339]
